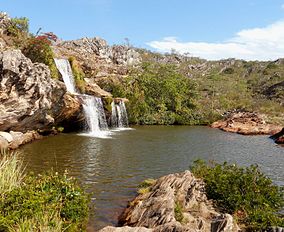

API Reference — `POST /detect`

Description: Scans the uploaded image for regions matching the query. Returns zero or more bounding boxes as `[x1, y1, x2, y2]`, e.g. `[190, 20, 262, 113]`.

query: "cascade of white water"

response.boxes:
[116, 104, 123, 128]
[54, 59, 76, 93]
[111, 101, 118, 128]
[82, 96, 100, 132]
[119, 101, 129, 127]
[111, 101, 129, 128]
[54, 58, 109, 135]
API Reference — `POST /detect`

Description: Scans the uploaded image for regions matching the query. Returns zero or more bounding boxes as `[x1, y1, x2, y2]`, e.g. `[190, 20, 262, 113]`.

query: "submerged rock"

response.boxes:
[211, 111, 282, 135]
[99, 171, 239, 232]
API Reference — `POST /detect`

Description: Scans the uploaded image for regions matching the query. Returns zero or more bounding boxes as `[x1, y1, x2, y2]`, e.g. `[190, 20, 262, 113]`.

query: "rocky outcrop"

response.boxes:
[211, 111, 282, 135]
[53, 37, 141, 82]
[84, 78, 112, 97]
[0, 49, 81, 133]
[270, 128, 284, 144]
[99, 171, 239, 232]
[0, 130, 42, 150]
[0, 12, 11, 35]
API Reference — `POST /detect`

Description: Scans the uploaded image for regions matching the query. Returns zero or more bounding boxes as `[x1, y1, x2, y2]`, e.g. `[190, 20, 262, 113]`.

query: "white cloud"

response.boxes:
[147, 20, 284, 61]
[281, 3, 284, 9]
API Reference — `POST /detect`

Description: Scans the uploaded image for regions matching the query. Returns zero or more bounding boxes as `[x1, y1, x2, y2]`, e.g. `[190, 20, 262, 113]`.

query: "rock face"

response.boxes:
[0, 49, 81, 132]
[99, 171, 239, 232]
[211, 111, 282, 135]
[0, 12, 11, 35]
[53, 37, 141, 81]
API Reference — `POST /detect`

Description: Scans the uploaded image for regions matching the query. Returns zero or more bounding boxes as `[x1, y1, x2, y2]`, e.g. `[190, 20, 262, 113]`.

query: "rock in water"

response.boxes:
[270, 128, 284, 144]
[0, 49, 81, 132]
[211, 111, 282, 135]
[99, 171, 239, 232]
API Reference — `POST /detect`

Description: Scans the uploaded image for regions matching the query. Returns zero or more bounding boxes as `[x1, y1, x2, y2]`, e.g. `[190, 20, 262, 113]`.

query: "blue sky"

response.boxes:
[2, 0, 284, 60]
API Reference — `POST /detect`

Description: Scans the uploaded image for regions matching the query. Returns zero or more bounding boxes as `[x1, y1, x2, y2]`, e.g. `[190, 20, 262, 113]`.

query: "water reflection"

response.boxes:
[20, 126, 284, 230]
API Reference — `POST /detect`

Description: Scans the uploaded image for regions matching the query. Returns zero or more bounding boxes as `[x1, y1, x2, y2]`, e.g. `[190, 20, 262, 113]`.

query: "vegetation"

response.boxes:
[103, 62, 198, 125]
[0, 151, 90, 231]
[2, 15, 59, 79]
[22, 36, 59, 79]
[137, 178, 156, 194]
[174, 202, 184, 223]
[69, 56, 86, 92]
[5, 17, 29, 48]
[191, 160, 284, 231]
[101, 50, 284, 126]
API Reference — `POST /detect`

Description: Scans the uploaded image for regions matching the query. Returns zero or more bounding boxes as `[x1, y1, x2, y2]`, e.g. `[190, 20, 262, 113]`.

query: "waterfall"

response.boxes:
[54, 58, 110, 137]
[82, 95, 108, 133]
[54, 59, 76, 93]
[111, 101, 129, 128]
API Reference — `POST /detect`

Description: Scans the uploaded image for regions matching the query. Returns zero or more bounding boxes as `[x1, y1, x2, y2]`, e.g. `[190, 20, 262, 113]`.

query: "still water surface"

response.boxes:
[20, 126, 284, 231]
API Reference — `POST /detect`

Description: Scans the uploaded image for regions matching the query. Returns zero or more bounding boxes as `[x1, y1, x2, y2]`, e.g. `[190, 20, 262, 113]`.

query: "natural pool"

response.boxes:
[20, 126, 284, 231]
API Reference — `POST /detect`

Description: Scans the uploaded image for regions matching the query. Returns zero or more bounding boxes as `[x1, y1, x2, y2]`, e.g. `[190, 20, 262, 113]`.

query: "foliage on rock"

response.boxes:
[22, 36, 59, 79]
[191, 160, 284, 231]
[69, 56, 86, 92]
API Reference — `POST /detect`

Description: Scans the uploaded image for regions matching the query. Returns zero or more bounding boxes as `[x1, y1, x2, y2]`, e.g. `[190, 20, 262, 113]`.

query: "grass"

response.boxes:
[0, 150, 90, 232]
[0, 150, 25, 195]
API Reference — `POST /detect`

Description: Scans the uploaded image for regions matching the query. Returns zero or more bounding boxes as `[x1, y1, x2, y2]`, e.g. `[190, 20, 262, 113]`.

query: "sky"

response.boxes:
[2, 0, 284, 60]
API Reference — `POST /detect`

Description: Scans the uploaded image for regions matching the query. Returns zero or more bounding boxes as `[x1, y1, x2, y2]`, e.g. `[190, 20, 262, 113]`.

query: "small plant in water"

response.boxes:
[137, 178, 156, 194]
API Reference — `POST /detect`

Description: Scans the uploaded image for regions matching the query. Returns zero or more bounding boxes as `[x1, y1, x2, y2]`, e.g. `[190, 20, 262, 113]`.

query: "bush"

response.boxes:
[0, 152, 90, 231]
[22, 36, 59, 79]
[191, 160, 284, 231]
[6, 17, 29, 37]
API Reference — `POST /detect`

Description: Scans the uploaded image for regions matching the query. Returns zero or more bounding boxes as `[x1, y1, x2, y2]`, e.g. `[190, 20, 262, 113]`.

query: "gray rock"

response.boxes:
[0, 49, 81, 132]
[0, 131, 13, 142]
[0, 136, 8, 150]
[106, 171, 240, 232]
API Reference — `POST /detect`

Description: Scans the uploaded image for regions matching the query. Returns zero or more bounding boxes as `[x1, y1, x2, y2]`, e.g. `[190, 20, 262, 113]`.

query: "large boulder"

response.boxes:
[99, 171, 239, 232]
[0, 49, 81, 132]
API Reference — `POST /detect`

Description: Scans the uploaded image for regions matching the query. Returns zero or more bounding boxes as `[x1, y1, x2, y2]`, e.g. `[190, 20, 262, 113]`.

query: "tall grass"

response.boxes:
[0, 150, 25, 195]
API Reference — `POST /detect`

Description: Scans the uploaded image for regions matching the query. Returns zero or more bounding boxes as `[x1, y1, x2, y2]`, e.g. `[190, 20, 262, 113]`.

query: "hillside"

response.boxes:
[0, 12, 283, 130]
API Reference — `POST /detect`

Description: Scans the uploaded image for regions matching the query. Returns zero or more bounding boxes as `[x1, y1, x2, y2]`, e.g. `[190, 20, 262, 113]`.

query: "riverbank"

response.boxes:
[20, 126, 284, 229]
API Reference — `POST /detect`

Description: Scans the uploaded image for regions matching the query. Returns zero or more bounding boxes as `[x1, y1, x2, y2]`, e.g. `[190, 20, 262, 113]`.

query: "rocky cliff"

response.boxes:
[53, 37, 141, 82]
[0, 49, 83, 148]
[100, 171, 240, 232]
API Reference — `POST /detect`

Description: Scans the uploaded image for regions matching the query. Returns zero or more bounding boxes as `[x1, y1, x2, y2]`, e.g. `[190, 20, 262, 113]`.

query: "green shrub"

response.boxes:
[191, 160, 284, 231]
[174, 202, 184, 223]
[22, 37, 59, 79]
[6, 17, 29, 38]
[0, 152, 90, 232]
[137, 179, 156, 194]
